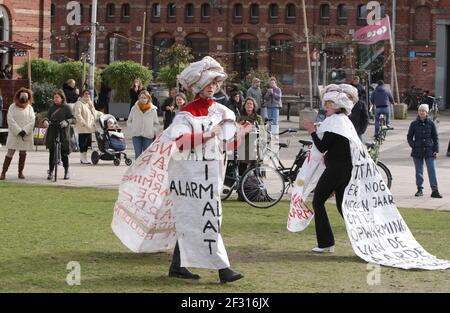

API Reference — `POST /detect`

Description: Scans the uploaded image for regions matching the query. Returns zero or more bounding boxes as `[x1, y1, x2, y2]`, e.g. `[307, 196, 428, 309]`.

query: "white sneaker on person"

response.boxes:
[311, 245, 335, 253]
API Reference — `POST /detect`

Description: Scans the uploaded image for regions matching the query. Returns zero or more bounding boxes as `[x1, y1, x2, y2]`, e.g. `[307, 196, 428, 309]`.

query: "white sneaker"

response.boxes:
[80, 152, 91, 164]
[311, 246, 335, 253]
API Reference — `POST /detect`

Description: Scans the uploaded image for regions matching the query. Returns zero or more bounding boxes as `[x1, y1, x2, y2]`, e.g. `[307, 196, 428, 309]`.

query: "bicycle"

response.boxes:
[428, 96, 440, 123]
[365, 125, 393, 189]
[48, 122, 62, 182]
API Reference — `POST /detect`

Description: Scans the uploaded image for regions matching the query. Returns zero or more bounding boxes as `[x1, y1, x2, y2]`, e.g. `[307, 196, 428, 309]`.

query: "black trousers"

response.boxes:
[78, 133, 92, 153]
[312, 166, 352, 248]
[49, 148, 69, 171]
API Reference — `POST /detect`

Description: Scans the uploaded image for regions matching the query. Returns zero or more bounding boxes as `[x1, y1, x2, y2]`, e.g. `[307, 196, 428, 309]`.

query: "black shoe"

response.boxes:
[431, 190, 443, 198]
[415, 189, 423, 197]
[169, 266, 200, 280]
[64, 169, 70, 180]
[47, 170, 53, 180]
[218, 268, 244, 284]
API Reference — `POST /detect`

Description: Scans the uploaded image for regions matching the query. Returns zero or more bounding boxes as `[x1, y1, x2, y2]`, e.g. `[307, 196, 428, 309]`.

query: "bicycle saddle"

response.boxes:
[299, 140, 312, 146]
[277, 143, 288, 148]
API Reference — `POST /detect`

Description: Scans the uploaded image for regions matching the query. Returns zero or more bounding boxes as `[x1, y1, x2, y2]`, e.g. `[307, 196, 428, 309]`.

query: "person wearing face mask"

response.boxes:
[42, 90, 76, 180]
[73, 90, 103, 164]
[127, 90, 160, 159]
[0, 88, 35, 180]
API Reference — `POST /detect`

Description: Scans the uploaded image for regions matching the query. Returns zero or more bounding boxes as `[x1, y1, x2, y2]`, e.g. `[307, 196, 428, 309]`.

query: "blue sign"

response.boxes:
[408, 51, 416, 58]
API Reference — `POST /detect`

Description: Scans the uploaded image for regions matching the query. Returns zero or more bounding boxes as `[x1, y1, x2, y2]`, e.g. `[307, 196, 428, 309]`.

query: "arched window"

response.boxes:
[152, 3, 161, 18]
[77, 32, 90, 60]
[0, 5, 10, 68]
[414, 6, 431, 40]
[152, 33, 175, 72]
[357, 4, 367, 23]
[286, 3, 295, 18]
[319, 3, 330, 24]
[269, 3, 278, 19]
[269, 35, 294, 84]
[234, 34, 258, 79]
[337, 4, 347, 24]
[51, 3, 56, 19]
[234, 4, 243, 18]
[250, 3, 259, 19]
[380, 4, 386, 18]
[106, 3, 115, 18]
[186, 3, 194, 18]
[122, 3, 130, 18]
[167, 3, 176, 18]
[186, 33, 209, 60]
[108, 33, 129, 64]
[201, 3, 211, 19]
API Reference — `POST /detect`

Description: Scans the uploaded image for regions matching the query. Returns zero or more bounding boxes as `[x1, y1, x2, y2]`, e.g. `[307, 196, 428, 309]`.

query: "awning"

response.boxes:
[0, 41, 35, 51]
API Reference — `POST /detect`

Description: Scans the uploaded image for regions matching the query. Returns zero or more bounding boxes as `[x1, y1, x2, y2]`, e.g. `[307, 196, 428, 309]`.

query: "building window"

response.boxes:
[51, 3, 56, 19]
[106, 3, 115, 18]
[122, 3, 130, 18]
[234, 4, 243, 18]
[152, 3, 161, 18]
[186, 3, 194, 18]
[250, 3, 259, 19]
[167, 3, 176, 18]
[286, 3, 295, 18]
[79, 3, 84, 22]
[234, 35, 258, 79]
[337, 4, 347, 24]
[269, 3, 278, 19]
[77, 32, 90, 60]
[153, 34, 175, 72]
[319, 3, 330, 24]
[269, 38, 294, 84]
[201, 3, 210, 19]
[380, 4, 386, 18]
[186, 34, 209, 61]
[108, 34, 129, 64]
[357, 4, 367, 24]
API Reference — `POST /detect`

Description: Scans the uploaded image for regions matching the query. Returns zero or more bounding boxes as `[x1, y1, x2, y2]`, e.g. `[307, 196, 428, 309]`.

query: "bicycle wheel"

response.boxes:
[221, 181, 235, 201]
[240, 164, 285, 209]
[376, 161, 392, 189]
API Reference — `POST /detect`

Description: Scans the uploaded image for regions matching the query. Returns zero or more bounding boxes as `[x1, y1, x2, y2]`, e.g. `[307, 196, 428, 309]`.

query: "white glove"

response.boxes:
[60, 120, 69, 128]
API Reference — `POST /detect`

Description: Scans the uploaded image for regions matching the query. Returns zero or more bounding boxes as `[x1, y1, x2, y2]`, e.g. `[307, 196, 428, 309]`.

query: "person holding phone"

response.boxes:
[407, 104, 442, 198]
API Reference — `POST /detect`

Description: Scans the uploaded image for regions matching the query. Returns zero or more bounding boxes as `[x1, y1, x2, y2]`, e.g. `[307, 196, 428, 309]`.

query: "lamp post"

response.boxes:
[88, 0, 98, 99]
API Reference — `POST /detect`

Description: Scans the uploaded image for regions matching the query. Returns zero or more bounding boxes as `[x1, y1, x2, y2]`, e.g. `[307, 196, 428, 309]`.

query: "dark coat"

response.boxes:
[407, 116, 439, 158]
[162, 96, 176, 129]
[349, 100, 369, 135]
[62, 83, 79, 103]
[226, 97, 242, 118]
[45, 104, 76, 153]
[129, 87, 143, 110]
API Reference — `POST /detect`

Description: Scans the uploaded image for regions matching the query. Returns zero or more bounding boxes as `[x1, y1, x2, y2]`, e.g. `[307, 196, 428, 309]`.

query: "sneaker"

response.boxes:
[415, 189, 423, 197]
[431, 190, 443, 198]
[311, 245, 335, 253]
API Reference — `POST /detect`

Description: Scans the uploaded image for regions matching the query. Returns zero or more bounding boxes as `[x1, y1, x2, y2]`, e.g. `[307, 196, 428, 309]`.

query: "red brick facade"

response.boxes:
[50, 0, 449, 95]
[0, 0, 51, 78]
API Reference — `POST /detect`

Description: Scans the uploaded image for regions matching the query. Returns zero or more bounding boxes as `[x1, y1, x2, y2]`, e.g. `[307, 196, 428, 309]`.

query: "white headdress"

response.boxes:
[177, 56, 227, 94]
[322, 84, 359, 115]
[418, 104, 429, 113]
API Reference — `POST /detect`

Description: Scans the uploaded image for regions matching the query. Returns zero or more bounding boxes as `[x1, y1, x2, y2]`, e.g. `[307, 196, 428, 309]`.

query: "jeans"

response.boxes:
[132, 136, 154, 159]
[78, 133, 92, 153]
[267, 107, 280, 125]
[413, 157, 438, 191]
[374, 106, 390, 136]
[260, 107, 268, 120]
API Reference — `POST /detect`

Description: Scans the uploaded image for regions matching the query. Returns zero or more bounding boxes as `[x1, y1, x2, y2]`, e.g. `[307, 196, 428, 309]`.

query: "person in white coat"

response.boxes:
[73, 89, 102, 164]
[0, 88, 36, 180]
[127, 90, 160, 159]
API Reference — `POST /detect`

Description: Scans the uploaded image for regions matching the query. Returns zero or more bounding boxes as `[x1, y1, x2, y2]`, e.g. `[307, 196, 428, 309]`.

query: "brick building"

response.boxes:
[50, 0, 449, 107]
[0, 0, 52, 77]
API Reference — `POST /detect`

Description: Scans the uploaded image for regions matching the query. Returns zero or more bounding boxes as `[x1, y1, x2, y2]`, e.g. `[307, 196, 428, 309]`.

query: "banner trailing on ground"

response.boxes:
[288, 114, 450, 270]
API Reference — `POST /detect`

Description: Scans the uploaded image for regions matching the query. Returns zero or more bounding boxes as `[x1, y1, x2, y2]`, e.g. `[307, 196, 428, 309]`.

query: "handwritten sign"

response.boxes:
[288, 114, 450, 270]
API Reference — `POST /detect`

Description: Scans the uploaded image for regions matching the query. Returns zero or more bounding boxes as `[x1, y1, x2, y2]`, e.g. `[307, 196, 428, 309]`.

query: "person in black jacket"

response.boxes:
[161, 87, 178, 129]
[349, 98, 369, 141]
[42, 90, 76, 180]
[407, 104, 442, 198]
[129, 78, 143, 112]
[303, 84, 359, 253]
[62, 79, 80, 104]
[226, 91, 242, 118]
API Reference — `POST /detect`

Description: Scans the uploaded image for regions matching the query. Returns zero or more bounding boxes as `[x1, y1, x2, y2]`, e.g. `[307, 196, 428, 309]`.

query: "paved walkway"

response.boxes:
[1, 111, 449, 211]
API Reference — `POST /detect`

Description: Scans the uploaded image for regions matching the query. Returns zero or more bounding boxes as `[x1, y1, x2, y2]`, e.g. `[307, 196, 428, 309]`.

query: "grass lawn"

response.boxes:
[0, 182, 449, 293]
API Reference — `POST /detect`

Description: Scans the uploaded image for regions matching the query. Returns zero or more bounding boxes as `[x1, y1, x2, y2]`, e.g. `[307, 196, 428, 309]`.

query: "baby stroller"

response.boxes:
[91, 114, 132, 166]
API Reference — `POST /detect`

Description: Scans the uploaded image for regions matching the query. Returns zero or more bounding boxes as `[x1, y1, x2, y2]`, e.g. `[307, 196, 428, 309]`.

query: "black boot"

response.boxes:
[218, 267, 244, 284]
[64, 168, 70, 180]
[415, 188, 423, 197]
[47, 169, 53, 180]
[168, 242, 200, 279]
[431, 190, 443, 198]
